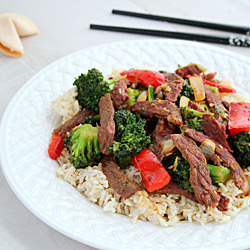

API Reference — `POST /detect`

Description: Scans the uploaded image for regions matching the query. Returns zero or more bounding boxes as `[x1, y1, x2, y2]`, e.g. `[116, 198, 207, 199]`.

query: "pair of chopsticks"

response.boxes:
[90, 9, 250, 47]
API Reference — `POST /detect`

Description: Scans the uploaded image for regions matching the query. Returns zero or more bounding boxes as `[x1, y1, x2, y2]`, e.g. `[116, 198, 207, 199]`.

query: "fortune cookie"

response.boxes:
[0, 13, 39, 57]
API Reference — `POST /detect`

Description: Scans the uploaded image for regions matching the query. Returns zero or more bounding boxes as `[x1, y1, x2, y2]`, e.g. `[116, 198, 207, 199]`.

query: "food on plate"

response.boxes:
[0, 13, 39, 57]
[49, 63, 250, 226]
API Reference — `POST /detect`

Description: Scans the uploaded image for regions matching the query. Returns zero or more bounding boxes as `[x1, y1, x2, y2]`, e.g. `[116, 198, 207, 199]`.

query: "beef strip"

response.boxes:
[171, 134, 220, 207]
[188, 101, 231, 151]
[149, 119, 176, 161]
[184, 128, 246, 189]
[151, 181, 197, 202]
[101, 156, 144, 199]
[110, 79, 129, 110]
[216, 146, 246, 189]
[175, 64, 203, 78]
[130, 100, 183, 125]
[217, 192, 230, 211]
[98, 93, 115, 156]
[153, 119, 176, 144]
[165, 80, 183, 102]
[210, 153, 223, 166]
[204, 85, 228, 127]
[152, 181, 229, 211]
[162, 72, 179, 83]
[53, 109, 96, 137]
[202, 72, 217, 81]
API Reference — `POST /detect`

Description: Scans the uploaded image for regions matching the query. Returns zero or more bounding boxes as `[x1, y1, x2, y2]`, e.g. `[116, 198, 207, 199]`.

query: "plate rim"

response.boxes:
[1, 38, 250, 250]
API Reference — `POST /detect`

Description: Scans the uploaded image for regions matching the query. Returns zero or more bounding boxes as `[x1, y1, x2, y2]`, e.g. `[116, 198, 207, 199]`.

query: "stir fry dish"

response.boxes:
[48, 64, 250, 226]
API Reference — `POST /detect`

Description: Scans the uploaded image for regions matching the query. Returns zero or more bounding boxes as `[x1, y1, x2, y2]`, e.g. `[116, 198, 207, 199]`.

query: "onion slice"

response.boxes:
[199, 139, 216, 160]
[189, 76, 205, 101]
[160, 139, 175, 157]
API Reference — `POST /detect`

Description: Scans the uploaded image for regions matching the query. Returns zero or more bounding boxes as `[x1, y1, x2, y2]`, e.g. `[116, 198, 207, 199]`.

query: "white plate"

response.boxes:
[1, 39, 250, 250]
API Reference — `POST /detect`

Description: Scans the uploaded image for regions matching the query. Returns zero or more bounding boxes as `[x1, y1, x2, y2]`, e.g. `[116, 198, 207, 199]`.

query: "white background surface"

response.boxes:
[1, 0, 250, 249]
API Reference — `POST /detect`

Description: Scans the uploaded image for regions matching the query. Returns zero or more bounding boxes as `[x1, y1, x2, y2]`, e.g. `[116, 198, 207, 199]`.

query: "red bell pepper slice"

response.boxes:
[132, 148, 171, 192]
[228, 102, 250, 136]
[120, 69, 164, 88]
[48, 132, 65, 159]
[202, 79, 236, 93]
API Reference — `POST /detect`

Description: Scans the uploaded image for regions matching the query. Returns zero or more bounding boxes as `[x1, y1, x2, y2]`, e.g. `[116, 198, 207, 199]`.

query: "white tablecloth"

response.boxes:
[1, 0, 250, 249]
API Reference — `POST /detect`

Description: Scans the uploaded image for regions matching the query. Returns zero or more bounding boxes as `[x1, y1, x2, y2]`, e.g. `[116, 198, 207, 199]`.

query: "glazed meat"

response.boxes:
[165, 80, 183, 102]
[171, 134, 220, 207]
[130, 100, 183, 125]
[101, 156, 144, 199]
[110, 79, 129, 110]
[98, 93, 115, 156]
[184, 128, 246, 189]
[53, 109, 96, 137]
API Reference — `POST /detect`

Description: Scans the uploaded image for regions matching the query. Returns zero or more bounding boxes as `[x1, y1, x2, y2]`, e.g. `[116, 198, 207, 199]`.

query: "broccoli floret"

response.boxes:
[64, 124, 101, 168]
[73, 68, 112, 112]
[207, 164, 232, 184]
[230, 131, 250, 167]
[109, 110, 151, 168]
[147, 85, 155, 101]
[181, 107, 205, 132]
[126, 87, 140, 108]
[166, 152, 194, 193]
[84, 114, 100, 127]
[176, 80, 194, 105]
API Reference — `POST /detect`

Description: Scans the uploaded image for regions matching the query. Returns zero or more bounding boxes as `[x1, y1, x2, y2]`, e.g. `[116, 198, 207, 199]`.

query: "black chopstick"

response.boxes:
[112, 9, 250, 35]
[90, 24, 250, 47]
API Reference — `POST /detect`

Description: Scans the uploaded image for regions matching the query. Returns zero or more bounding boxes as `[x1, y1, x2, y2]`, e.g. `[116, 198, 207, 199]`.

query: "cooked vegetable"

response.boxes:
[109, 110, 151, 168]
[48, 132, 65, 159]
[166, 152, 194, 193]
[199, 139, 216, 160]
[120, 69, 164, 88]
[73, 68, 113, 112]
[205, 85, 219, 94]
[179, 96, 190, 108]
[137, 90, 148, 102]
[64, 124, 101, 168]
[126, 87, 140, 108]
[189, 76, 205, 101]
[228, 102, 250, 136]
[160, 139, 175, 157]
[181, 107, 208, 132]
[207, 164, 232, 184]
[203, 79, 236, 93]
[230, 131, 250, 166]
[176, 80, 194, 105]
[132, 148, 171, 192]
[84, 114, 100, 127]
[147, 85, 155, 101]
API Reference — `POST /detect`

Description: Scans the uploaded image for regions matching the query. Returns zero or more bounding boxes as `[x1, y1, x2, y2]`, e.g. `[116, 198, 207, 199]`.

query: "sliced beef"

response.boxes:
[98, 93, 115, 156]
[162, 72, 179, 83]
[217, 191, 230, 211]
[188, 101, 231, 151]
[110, 79, 129, 110]
[184, 128, 246, 189]
[54, 109, 96, 137]
[202, 72, 217, 81]
[153, 119, 176, 144]
[149, 119, 176, 161]
[101, 156, 144, 199]
[165, 80, 183, 102]
[216, 146, 246, 189]
[151, 181, 197, 202]
[175, 64, 203, 78]
[204, 85, 228, 127]
[210, 153, 223, 166]
[171, 134, 220, 207]
[130, 100, 183, 125]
